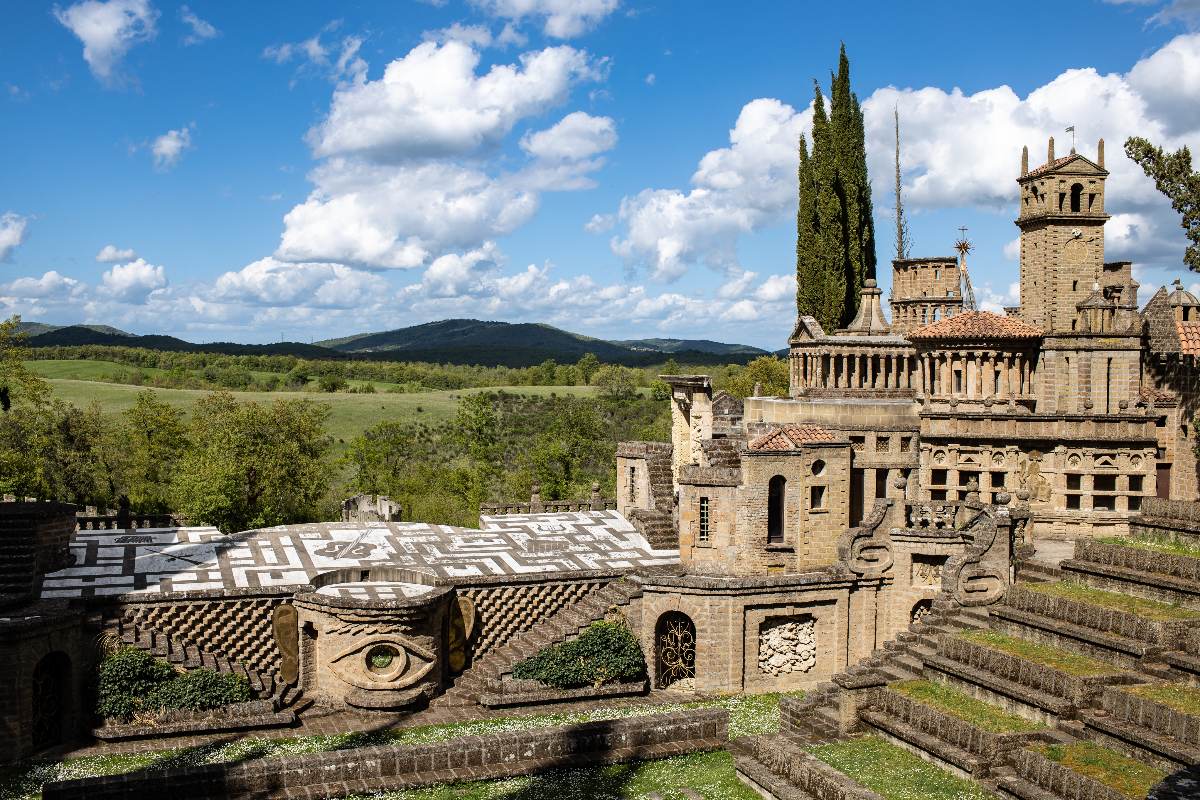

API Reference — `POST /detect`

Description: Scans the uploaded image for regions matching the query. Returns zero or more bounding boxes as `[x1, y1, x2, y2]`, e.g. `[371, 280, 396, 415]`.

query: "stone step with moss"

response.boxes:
[859, 680, 1050, 778]
[807, 735, 996, 800]
[1006, 740, 1168, 800]
[890, 680, 1047, 735]
[1080, 682, 1200, 768]
[1061, 539, 1200, 610]
[923, 630, 1131, 719]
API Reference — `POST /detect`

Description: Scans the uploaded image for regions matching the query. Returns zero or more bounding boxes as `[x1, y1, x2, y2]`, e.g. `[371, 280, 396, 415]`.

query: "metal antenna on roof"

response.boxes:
[954, 227, 977, 311]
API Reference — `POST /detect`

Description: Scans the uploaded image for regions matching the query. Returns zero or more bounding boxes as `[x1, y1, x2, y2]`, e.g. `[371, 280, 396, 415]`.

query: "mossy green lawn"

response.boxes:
[808, 736, 993, 800]
[1023, 580, 1200, 622]
[1125, 682, 1200, 715]
[1033, 741, 1165, 799]
[958, 630, 1119, 676]
[0, 692, 800, 800]
[891, 679, 1044, 733]
[1100, 534, 1200, 560]
[344, 749, 758, 800]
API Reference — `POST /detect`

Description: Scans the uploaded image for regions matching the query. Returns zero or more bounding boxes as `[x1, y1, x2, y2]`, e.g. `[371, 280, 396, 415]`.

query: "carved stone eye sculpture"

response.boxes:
[329, 635, 435, 691]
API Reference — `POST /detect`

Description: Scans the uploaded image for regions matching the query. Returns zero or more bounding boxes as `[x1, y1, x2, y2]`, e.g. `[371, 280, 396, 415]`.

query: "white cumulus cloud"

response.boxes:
[151, 124, 193, 171]
[308, 40, 602, 161]
[1, 271, 82, 299]
[0, 213, 30, 261]
[100, 258, 166, 302]
[520, 111, 616, 161]
[212, 257, 389, 308]
[53, 0, 158, 86]
[96, 244, 136, 262]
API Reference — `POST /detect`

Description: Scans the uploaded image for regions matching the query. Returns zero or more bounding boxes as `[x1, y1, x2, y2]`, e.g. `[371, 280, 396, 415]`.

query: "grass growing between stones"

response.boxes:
[343, 749, 759, 800]
[1125, 682, 1200, 715]
[958, 630, 1120, 676]
[891, 680, 1045, 733]
[1100, 534, 1200, 560]
[1023, 580, 1200, 622]
[1032, 741, 1166, 799]
[0, 692, 801, 799]
[807, 736, 993, 800]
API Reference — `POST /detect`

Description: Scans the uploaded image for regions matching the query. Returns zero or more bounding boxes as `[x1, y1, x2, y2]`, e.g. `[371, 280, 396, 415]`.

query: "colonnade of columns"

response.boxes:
[918, 350, 1033, 399]
[793, 349, 917, 391]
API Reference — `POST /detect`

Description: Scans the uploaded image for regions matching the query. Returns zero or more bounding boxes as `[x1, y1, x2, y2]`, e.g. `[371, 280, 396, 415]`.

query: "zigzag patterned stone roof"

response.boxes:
[907, 310, 1043, 341]
[39, 510, 678, 599]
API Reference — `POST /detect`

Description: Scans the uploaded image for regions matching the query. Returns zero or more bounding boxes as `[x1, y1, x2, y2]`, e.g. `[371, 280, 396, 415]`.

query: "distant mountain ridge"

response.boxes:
[19, 318, 769, 367]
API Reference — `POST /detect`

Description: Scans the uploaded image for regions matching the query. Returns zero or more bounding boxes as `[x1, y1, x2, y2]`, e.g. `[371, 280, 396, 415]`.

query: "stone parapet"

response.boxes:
[1005, 747, 1131, 800]
[42, 708, 728, 800]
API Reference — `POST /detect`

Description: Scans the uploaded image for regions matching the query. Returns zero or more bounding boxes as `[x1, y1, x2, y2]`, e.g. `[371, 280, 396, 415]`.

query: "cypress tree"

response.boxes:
[795, 45, 876, 329]
[811, 82, 846, 332]
[795, 134, 819, 322]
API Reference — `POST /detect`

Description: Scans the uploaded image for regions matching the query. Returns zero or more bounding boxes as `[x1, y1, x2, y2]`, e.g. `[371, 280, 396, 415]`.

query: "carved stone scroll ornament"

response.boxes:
[273, 604, 300, 686]
[837, 499, 894, 577]
[941, 507, 1007, 606]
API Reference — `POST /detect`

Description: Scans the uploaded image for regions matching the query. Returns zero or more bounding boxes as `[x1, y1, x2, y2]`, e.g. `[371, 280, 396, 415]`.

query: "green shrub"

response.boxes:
[95, 647, 253, 721]
[146, 668, 251, 712]
[512, 620, 646, 689]
[96, 647, 177, 720]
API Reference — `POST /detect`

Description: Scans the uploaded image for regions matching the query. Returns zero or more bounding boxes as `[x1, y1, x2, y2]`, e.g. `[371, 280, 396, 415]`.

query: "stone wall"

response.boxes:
[42, 708, 728, 800]
[0, 501, 76, 608]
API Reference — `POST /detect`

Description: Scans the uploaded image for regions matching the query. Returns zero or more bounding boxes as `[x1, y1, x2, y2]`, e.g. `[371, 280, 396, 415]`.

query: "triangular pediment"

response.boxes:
[1022, 152, 1108, 181]
[789, 315, 827, 344]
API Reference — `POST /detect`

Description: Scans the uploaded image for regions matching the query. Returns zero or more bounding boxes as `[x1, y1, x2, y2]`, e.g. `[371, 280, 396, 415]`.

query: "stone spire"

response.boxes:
[841, 278, 891, 335]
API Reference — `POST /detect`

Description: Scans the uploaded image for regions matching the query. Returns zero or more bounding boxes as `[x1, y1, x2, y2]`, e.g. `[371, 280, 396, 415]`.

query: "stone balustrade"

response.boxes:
[480, 482, 615, 517]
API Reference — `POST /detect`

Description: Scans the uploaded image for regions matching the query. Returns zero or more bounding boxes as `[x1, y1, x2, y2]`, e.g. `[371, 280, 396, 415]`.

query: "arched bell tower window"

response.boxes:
[1070, 183, 1083, 212]
[767, 475, 785, 544]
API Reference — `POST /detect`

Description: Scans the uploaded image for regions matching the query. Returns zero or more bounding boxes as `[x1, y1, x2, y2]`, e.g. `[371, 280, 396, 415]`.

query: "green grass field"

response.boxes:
[41, 378, 609, 446]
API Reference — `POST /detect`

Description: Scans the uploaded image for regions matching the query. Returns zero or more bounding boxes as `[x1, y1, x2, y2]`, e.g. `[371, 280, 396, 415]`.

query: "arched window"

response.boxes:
[768, 475, 786, 544]
[1070, 183, 1083, 212]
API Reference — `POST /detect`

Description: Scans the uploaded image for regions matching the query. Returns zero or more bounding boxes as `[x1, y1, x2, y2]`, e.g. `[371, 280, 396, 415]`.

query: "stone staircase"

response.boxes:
[432, 577, 645, 708]
[732, 535, 1200, 800]
[114, 615, 299, 709]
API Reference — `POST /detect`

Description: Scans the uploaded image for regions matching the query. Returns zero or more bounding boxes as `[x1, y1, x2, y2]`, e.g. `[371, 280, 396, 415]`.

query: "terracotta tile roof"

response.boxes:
[1022, 155, 1075, 180]
[748, 424, 842, 452]
[1177, 321, 1200, 355]
[907, 310, 1043, 342]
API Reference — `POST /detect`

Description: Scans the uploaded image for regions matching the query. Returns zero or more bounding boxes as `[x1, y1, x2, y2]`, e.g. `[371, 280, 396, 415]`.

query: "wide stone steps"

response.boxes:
[432, 577, 643, 708]
[859, 708, 988, 777]
[989, 605, 1161, 668]
[1059, 557, 1200, 609]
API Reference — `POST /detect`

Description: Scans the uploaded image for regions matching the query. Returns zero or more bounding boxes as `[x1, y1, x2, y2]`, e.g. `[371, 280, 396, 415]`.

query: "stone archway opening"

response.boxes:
[31, 651, 71, 751]
[654, 611, 696, 689]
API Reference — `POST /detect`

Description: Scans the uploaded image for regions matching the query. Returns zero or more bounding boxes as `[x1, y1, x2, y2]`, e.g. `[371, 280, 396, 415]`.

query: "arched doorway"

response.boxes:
[654, 611, 696, 689]
[31, 652, 70, 751]
[767, 475, 786, 544]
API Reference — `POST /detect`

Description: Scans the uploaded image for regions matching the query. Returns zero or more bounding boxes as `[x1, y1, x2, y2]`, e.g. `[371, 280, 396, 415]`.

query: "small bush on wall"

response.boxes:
[95, 647, 252, 721]
[512, 620, 646, 689]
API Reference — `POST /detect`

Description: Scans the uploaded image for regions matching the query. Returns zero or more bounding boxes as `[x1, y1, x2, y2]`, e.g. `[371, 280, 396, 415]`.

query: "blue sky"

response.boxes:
[2, 0, 1199, 349]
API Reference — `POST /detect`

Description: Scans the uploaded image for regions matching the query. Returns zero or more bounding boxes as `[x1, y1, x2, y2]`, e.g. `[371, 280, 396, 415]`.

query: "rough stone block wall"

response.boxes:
[42, 709, 728, 800]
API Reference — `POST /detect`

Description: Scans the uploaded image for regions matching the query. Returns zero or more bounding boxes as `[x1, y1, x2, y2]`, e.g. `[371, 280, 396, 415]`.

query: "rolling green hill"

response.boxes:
[19, 318, 768, 367]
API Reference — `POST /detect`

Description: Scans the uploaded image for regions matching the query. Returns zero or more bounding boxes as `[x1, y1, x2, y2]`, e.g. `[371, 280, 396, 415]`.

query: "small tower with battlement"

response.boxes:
[1015, 138, 1111, 333]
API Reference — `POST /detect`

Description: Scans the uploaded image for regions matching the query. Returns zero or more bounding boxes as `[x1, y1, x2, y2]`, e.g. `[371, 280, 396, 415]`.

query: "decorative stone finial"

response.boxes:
[1097, 138, 1105, 168]
[753, 381, 763, 397]
[1048, 136, 1055, 163]
[1021, 145, 1029, 176]
[994, 491, 1012, 506]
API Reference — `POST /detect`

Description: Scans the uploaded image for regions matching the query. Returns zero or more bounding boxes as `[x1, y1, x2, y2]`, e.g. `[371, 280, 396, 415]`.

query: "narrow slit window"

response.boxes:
[698, 497, 710, 544]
